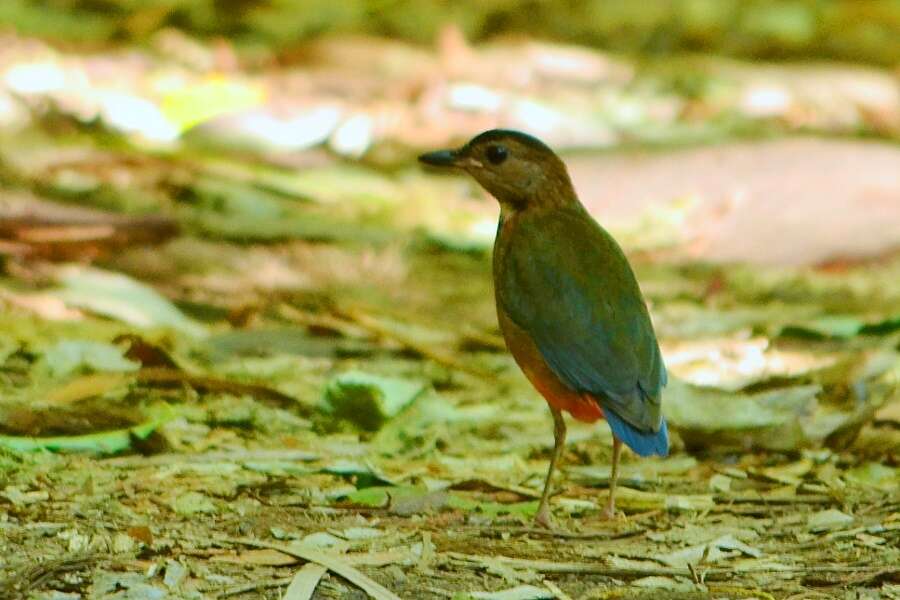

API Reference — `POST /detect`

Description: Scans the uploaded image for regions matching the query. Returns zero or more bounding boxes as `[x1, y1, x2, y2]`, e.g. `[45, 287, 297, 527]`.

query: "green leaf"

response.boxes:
[780, 315, 866, 339]
[807, 509, 854, 532]
[186, 176, 287, 220]
[342, 487, 390, 507]
[844, 462, 898, 491]
[0, 404, 173, 455]
[172, 491, 218, 517]
[322, 371, 427, 431]
[318, 459, 396, 489]
[860, 316, 900, 336]
[161, 79, 264, 131]
[781, 314, 900, 339]
[38, 340, 139, 379]
[54, 266, 206, 338]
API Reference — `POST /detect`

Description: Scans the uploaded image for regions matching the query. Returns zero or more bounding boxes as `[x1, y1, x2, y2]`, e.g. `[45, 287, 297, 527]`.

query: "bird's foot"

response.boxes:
[600, 498, 623, 521]
[534, 505, 555, 529]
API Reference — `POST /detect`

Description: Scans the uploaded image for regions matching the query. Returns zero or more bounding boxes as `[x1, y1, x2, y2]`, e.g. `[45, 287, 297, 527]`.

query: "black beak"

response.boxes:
[418, 149, 460, 168]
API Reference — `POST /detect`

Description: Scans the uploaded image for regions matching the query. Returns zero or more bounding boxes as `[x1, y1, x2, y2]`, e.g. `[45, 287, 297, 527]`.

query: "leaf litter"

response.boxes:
[0, 27, 899, 600]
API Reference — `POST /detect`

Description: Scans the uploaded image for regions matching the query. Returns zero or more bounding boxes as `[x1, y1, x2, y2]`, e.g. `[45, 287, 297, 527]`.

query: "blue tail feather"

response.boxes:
[605, 410, 668, 457]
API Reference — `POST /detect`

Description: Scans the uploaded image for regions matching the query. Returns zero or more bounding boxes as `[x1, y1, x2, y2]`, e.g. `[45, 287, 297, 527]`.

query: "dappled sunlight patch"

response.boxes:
[662, 337, 837, 390]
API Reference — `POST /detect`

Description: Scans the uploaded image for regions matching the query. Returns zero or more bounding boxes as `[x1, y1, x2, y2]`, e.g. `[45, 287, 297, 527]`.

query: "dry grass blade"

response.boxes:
[217, 537, 403, 600]
[284, 563, 328, 600]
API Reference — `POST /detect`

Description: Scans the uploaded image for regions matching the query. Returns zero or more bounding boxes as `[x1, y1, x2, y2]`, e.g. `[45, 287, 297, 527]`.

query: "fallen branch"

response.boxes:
[444, 551, 889, 581]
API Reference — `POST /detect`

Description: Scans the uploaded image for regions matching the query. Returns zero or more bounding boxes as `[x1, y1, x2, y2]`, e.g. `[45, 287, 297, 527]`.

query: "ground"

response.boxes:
[0, 27, 898, 600]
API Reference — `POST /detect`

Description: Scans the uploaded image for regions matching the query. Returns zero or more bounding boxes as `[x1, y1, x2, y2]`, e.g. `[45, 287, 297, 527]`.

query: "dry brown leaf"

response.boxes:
[210, 548, 298, 566]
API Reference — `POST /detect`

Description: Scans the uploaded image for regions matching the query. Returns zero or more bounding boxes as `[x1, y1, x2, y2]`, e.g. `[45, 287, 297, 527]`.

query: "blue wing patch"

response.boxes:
[606, 410, 669, 457]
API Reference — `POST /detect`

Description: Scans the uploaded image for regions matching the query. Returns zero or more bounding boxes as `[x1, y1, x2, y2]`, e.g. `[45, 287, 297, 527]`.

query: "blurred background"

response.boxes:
[0, 2, 899, 599]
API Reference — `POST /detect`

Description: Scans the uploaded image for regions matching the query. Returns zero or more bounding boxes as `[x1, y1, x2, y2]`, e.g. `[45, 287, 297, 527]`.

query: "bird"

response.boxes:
[419, 129, 668, 527]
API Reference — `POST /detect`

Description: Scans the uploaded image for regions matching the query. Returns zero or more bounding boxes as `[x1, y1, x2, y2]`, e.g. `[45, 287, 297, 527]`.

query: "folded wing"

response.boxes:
[497, 208, 667, 454]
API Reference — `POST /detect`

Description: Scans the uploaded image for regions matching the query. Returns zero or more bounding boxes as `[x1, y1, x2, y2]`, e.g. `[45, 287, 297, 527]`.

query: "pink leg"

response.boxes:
[535, 408, 566, 528]
[602, 437, 623, 520]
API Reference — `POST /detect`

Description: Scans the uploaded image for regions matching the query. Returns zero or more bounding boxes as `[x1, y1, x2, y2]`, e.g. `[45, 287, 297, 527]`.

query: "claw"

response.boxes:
[534, 505, 554, 529]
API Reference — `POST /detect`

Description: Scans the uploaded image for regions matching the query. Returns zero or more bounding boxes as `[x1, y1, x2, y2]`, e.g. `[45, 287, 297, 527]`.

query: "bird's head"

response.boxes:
[418, 129, 576, 212]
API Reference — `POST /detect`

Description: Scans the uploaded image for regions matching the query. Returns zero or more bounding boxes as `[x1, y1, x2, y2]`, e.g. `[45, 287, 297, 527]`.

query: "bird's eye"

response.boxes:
[485, 144, 508, 165]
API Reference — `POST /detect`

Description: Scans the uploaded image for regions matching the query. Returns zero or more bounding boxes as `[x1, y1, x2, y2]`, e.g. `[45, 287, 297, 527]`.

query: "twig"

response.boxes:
[277, 303, 369, 339]
[214, 576, 293, 598]
[449, 479, 542, 499]
[468, 525, 645, 540]
[687, 562, 700, 585]
[136, 367, 311, 415]
[542, 579, 574, 600]
[714, 494, 834, 505]
[766, 526, 868, 552]
[101, 449, 320, 468]
[0, 554, 104, 599]
[446, 552, 687, 578]
[459, 326, 507, 352]
[339, 307, 495, 378]
[444, 551, 889, 581]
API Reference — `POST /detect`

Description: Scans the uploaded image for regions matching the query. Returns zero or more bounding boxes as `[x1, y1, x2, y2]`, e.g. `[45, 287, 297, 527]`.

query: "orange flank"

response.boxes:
[499, 308, 604, 423]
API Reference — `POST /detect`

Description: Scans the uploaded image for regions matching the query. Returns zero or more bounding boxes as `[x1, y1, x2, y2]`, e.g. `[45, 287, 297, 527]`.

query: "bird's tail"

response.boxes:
[605, 410, 668, 457]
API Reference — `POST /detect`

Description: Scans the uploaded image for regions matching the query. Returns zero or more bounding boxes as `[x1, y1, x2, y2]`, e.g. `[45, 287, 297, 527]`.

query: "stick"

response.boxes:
[445, 551, 889, 580]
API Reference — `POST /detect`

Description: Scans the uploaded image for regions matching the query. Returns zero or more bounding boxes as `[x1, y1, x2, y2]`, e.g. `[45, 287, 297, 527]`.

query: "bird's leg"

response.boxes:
[535, 408, 566, 529]
[602, 437, 623, 520]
